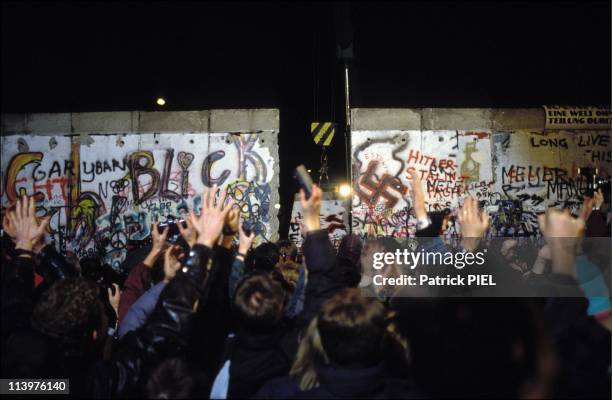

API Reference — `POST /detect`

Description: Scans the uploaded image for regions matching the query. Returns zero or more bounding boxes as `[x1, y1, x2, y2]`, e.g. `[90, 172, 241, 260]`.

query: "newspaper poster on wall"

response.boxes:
[544, 105, 611, 130]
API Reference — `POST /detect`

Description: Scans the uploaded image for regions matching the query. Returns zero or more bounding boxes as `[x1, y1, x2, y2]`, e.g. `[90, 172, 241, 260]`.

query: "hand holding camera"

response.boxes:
[238, 222, 256, 256]
[177, 217, 197, 248]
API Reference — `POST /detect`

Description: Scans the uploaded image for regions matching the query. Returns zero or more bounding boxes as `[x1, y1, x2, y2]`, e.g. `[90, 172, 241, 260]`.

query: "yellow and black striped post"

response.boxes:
[310, 122, 336, 146]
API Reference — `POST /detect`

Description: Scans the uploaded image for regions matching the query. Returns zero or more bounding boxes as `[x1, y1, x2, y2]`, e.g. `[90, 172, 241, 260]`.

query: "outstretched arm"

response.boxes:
[228, 221, 255, 299]
[95, 185, 234, 398]
[2, 196, 50, 336]
[118, 222, 168, 321]
[296, 185, 346, 326]
[408, 169, 430, 230]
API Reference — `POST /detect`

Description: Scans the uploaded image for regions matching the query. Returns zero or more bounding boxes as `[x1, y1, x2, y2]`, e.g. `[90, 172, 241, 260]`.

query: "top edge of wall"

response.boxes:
[0, 109, 280, 135]
[351, 108, 553, 131]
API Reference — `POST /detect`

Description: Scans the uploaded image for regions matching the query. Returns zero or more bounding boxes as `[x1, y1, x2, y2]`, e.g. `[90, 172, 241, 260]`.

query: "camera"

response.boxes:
[579, 167, 611, 203]
[158, 215, 185, 243]
[294, 164, 314, 199]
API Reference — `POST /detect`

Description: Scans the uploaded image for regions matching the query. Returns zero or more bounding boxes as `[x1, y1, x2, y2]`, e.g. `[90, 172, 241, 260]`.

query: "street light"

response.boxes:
[338, 184, 352, 198]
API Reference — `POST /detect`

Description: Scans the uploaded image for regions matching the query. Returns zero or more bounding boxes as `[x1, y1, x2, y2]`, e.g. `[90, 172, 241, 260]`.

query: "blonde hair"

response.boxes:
[290, 288, 408, 391]
[274, 260, 301, 291]
[289, 316, 328, 391]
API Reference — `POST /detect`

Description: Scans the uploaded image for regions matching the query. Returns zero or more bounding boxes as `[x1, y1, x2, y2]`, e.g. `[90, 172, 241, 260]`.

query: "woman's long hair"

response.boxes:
[289, 288, 408, 391]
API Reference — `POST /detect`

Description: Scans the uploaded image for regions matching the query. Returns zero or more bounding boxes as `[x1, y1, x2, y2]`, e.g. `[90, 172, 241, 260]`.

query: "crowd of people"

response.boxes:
[1, 175, 610, 398]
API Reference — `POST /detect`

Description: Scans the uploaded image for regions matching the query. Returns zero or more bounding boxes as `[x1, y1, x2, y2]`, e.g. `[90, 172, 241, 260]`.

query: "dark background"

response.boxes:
[2, 1, 611, 236]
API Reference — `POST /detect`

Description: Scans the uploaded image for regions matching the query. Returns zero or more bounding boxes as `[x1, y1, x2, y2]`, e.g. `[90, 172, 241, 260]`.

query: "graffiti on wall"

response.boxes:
[351, 130, 611, 238]
[1, 133, 277, 269]
[289, 197, 348, 250]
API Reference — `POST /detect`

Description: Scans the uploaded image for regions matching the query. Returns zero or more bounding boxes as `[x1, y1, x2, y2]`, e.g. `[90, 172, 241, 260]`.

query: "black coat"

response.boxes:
[223, 327, 297, 399]
[215, 229, 348, 398]
[1, 250, 93, 397]
[93, 243, 219, 398]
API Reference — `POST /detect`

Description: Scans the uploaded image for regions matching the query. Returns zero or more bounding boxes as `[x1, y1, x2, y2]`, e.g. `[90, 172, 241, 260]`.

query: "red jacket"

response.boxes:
[118, 262, 151, 322]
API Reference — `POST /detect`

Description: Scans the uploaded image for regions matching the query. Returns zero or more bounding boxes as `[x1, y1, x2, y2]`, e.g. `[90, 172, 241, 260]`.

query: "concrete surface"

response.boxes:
[1, 109, 279, 135]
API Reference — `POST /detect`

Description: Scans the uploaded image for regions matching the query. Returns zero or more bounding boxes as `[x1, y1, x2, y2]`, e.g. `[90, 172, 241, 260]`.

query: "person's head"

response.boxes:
[31, 278, 102, 349]
[79, 256, 103, 281]
[146, 358, 204, 399]
[80, 256, 123, 286]
[233, 273, 286, 334]
[290, 288, 407, 390]
[274, 261, 300, 292]
[276, 238, 298, 263]
[251, 242, 280, 272]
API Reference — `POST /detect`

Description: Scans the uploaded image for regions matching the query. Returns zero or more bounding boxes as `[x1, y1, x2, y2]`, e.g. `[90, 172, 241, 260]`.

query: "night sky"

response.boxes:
[2, 1, 610, 236]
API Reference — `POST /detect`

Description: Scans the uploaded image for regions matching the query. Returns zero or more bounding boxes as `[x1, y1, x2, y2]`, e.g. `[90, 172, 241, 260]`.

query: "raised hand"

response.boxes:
[177, 216, 197, 248]
[537, 208, 585, 277]
[190, 185, 235, 248]
[407, 169, 428, 221]
[107, 283, 121, 317]
[143, 222, 169, 268]
[538, 208, 585, 240]
[578, 196, 595, 223]
[238, 222, 256, 256]
[163, 245, 184, 282]
[593, 188, 604, 210]
[299, 184, 322, 235]
[151, 222, 169, 253]
[538, 208, 585, 247]
[457, 197, 489, 251]
[7, 196, 50, 252]
[457, 197, 489, 238]
[579, 189, 606, 222]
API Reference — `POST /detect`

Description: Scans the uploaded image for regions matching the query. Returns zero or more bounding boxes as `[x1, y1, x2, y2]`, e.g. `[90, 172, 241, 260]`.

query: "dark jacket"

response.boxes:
[1, 245, 79, 337]
[93, 243, 218, 398]
[212, 229, 347, 398]
[544, 297, 611, 398]
[255, 363, 417, 399]
[1, 251, 93, 397]
[191, 244, 237, 381]
[222, 327, 297, 399]
[297, 229, 348, 328]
